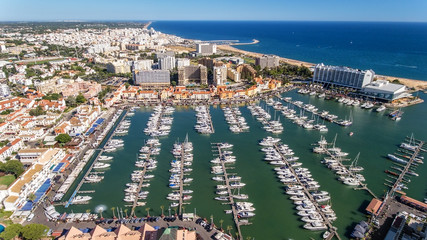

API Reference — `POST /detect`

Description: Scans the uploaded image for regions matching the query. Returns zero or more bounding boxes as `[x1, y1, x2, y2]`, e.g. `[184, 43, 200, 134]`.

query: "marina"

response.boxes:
[53, 90, 427, 240]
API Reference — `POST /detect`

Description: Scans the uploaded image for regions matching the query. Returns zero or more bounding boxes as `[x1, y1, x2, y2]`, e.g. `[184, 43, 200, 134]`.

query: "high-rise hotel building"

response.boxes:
[313, 63, 375, 90]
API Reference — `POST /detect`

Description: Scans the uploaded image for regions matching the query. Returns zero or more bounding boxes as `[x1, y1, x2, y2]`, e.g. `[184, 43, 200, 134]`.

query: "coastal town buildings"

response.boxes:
[213, 65, 228, 86]
[361, 80, 410, 101]
[1, 148, 66, 211]
[236, 64, 257, 80]
[0, 138, 23, 162]
[106, 60, 130, 74]
[178, 65, 208, 86]
[255, 55, 280, 69]
[132, 60, 153, 71]
[133, 70, 171, 88]
[0, 84, 11, 97]
[158, 55, 176, 71]
[227, 67, 241, 82]
[196, 43, 217, 56]
[312, 63, 375, 90]
[176, 58, 190, 68]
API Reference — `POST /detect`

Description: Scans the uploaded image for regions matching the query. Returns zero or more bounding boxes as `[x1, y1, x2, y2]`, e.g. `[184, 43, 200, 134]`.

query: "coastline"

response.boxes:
[218, 44, 427, 90]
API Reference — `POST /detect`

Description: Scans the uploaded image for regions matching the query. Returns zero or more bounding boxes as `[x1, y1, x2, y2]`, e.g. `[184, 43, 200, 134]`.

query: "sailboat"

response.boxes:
[349, 153, 364, 172]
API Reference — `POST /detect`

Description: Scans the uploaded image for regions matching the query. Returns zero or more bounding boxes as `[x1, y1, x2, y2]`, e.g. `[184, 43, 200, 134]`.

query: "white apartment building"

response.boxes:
[176, 58, 190, 69]
[312, 63, 375, 90]
[196, 43, 217, 56]
[0, 84, 11, 97]
[213, 65, 228, 86]
[158, 56, 176, 71]
[132, 60, 153, 71]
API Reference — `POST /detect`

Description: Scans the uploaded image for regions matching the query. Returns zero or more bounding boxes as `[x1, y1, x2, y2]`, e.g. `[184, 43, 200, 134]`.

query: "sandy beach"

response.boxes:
[218, 45, 427, 90]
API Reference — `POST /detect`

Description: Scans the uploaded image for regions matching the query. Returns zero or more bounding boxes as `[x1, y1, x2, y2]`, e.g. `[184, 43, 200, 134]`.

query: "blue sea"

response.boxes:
[150, 21, 427, 81]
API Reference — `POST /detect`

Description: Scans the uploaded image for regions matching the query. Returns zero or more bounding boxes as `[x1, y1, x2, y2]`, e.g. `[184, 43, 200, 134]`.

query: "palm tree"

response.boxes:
[124, 209, 128, 218]
[145, 207, 150, 217]
[86, 209, 91, 214]
[219, 219, 224, 231]
[111, 207, 116, 219]
[235, 232, 239, 240]
[27, 193, 36, 202]
[246, 237, 252, 240]
[173, 207, 177, 217]
[226, 226, 232, 236]
[160, 205, 165, 217]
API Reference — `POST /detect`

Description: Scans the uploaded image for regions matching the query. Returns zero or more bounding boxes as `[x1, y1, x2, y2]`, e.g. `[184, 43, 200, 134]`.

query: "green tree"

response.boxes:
[55, 133, 72, 143]
[76, 94, 86, 104]
[65, 96, 77, 107]
[27, 193, 36, 202]
[20, 224, 49, 240]
[0, 160, 24, 176]
[0, 224, 23, 240]
[29, 106, 45, 116]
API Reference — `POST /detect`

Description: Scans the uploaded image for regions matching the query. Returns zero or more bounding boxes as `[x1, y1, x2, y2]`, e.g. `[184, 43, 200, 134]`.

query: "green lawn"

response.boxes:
[0, 175, 16, 187]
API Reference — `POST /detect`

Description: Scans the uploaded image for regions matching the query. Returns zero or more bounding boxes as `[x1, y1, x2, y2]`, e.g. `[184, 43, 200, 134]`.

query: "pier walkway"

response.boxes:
[213, 143, 244, 240]
[390, 141, 424, 195]
[273, 144, 341, 240]
[207, 106, 215, 133]
[178, 143, 185, 215]
[316, 142, 377, 199]
[279, 96, 344, 126]
[130, 159, 149, 217]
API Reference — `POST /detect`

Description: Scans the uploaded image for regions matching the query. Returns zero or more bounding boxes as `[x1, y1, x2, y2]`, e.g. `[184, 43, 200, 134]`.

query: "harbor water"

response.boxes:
[57, 90, 427, 239]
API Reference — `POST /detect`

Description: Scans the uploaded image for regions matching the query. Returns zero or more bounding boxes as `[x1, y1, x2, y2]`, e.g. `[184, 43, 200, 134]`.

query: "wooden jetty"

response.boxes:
[214, 143, 244, 240]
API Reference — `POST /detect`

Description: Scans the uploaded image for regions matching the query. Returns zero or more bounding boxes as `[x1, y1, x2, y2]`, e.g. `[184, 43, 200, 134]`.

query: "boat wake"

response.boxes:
[395, 64, 418, 69]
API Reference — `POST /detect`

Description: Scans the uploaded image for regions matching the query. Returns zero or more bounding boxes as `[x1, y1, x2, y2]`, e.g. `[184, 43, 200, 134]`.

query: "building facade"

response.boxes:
[134, 70, 171, 88]
[176, 58, 190, 69]
[106, 61, 130, 74]
[196, 43, 217, 56]
[178, 65, 208, 86]
[132, 60, 153, 71]
[255, 55, 280, 69]
[158, 56, 176, 71]
[227, 68, 241, 82]
[361, 80, 409, 101]
[213, 65, 227, 86]
[0, 84, 11, 97]
[313, 63, 375, 90]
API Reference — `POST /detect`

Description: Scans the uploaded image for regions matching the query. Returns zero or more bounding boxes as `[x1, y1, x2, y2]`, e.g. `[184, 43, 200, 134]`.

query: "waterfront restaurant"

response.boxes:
[361, 80, 410, 102]
[365, 198, 384, 216]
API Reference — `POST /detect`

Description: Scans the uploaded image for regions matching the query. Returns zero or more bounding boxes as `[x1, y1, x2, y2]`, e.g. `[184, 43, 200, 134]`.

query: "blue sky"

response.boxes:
[1, 0, 427, 22]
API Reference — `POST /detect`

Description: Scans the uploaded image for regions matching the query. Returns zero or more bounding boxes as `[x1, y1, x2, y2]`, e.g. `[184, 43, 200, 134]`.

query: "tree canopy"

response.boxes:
[76, 94, 86, 104]
[21, 224, 49, 240]
[0, 160, 24, 177]
[29, 106, 46, 116]
[55, 133, 72, 143]
[0, 224, 23, 240]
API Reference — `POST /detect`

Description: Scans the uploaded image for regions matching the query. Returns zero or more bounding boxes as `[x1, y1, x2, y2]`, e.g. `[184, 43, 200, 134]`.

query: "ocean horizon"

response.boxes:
[150, 21, 427, 81]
